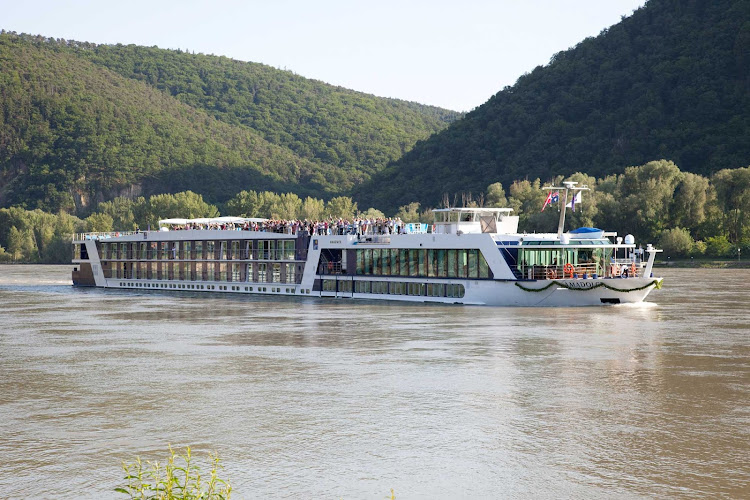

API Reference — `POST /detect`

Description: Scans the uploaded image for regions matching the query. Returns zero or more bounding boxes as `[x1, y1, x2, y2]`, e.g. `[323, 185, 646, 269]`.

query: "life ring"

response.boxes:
[563, 263, 575, 278]
[546, 268, 557, 279]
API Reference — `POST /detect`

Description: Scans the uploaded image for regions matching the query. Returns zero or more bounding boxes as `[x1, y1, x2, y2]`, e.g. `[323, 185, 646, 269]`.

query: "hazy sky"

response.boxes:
[2, 0, 646, 111]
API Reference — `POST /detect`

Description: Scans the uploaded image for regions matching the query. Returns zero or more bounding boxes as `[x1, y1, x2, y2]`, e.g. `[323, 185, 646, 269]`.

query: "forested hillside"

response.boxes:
[73, 43, 460, 179]
[0, 32, 459, 213]
[358, 0, 750, 212]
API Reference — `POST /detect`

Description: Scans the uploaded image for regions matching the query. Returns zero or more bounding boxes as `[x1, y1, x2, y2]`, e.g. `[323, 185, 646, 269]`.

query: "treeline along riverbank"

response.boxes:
[1, 161, 747, 264]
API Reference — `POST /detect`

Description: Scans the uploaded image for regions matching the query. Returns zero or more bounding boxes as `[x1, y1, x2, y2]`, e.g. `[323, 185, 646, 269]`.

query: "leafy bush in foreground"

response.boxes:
[116, 446, 231, 500]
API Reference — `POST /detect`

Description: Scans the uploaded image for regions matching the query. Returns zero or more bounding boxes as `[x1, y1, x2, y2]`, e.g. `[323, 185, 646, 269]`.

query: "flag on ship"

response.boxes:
[566, 191, 582, 212]
[542, 191, 559, 211]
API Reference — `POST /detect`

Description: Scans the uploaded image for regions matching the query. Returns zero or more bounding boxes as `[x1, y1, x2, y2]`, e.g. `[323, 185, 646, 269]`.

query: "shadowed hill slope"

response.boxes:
[357, 0, 750, 212]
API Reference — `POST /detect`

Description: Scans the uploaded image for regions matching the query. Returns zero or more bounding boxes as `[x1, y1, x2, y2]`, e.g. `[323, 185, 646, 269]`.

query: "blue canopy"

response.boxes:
[570, 227, 602, 234]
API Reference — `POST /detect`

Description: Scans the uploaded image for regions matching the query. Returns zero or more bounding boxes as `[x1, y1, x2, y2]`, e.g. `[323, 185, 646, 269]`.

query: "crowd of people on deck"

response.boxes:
[169, 217, 420, 236]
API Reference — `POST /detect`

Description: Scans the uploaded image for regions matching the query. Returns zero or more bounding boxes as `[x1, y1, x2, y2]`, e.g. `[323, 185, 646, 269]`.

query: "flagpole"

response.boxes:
[542, 181, 589, 240]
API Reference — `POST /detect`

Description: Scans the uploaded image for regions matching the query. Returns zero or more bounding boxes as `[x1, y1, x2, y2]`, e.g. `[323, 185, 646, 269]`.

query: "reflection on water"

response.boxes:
[0, 265, 748, 499]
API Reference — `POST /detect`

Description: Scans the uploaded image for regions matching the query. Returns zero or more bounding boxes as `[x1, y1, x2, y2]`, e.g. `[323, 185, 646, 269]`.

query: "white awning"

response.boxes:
[158, 216, 268, 226]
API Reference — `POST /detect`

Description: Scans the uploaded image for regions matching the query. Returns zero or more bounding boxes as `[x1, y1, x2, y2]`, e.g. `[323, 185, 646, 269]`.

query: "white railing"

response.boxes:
[73, 231, 142, 241]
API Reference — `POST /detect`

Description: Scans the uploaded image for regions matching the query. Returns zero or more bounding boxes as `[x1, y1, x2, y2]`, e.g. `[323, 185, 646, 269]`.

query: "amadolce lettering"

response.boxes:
[566, 281, 596, 289]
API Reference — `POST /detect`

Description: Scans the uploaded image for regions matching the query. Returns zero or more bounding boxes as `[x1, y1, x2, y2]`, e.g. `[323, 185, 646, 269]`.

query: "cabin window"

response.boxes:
[381, 250, 390, 275]
[479, 253, 489, 278]
[352, 248, 490, 279]
[468, 250, 478, 278]
[447, 250, 457, 278]
[417, 250, 426, 276]
[427, 250, 436, 277]
[407, 250, 418, 277]
[398, 248, 409, 276]
[285, 263, 296, 283]
[282, 240, 295, 260]
[372, 249, 381, 275]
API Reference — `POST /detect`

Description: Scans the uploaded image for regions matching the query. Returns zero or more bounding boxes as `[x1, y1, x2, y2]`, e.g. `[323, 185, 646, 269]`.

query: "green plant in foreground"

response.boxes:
[115, 445, 231, 499]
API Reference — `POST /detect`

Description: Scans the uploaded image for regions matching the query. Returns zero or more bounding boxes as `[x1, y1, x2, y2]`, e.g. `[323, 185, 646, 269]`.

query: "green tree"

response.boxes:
[326, 196, 357, 219]
[300, 196, 326, 220]
[395, 202, 420, 222]
[7, 226, 35, 262]
[485, 182, 508, 207]
[658, 227, 694, 257]
[705, 235, 733, 258]
[269, 193, 302, 219]
[359, 207, 385, 219]
[712, 167, 750, 243]
[146, 191, 217, 226]
[85, 213, 114, 232]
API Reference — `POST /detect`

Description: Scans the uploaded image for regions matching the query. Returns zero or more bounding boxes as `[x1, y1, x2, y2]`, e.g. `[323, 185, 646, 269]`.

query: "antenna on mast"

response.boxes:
[541, 181, 589, 239]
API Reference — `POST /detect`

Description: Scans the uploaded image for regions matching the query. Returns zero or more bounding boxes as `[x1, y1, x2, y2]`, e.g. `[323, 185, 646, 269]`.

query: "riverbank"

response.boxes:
[654, 259, 749, 268]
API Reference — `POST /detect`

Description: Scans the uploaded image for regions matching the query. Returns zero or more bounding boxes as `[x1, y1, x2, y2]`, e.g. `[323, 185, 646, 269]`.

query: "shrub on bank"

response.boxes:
[115, 446, 231, 500]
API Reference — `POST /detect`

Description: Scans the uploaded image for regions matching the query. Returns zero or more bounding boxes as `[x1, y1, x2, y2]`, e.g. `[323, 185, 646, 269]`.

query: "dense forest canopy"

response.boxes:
[357, 0, 750, 212]
[0, 31, 460, 213]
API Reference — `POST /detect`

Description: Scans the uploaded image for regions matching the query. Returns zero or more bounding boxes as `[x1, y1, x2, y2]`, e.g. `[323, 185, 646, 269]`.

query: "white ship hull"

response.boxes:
[72, 226, 663, 307]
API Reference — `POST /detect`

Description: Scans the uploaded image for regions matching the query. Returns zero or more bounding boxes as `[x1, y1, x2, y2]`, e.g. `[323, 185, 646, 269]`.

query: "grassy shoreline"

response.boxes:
[654, 259, 749, 268]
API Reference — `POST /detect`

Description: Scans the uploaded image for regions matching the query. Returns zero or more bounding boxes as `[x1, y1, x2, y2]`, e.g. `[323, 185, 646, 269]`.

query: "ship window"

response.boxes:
[283, 240, 295, 260]
[468, 250, 478, 278]
[372, 249, 381, 275]
[272, 263, 281, 282]
[446, 284, 465, 298]
[359, 250, 366, 274]
[286, 263, 296, 283]
[381, 250, 390, 275]
[447, 250, 457, 278]
[399, 249, 408, 276]
[479, 251, 489, 278]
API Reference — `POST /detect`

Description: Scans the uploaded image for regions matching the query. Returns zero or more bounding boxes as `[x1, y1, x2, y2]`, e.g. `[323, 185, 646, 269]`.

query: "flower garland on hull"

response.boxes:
[514, 279, 663, 293]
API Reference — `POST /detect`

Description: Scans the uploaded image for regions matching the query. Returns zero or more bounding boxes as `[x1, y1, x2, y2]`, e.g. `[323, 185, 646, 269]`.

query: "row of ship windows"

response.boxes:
[116, 281, 313, 294]
[104, 262, 298, 283]
[92, 240, 297, 261]
[355, 248, 490, 279]
[321, 279, 466, 298]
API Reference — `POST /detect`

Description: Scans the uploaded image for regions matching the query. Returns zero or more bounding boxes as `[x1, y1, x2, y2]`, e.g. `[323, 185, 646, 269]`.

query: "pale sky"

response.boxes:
[1, 0, 646, 111]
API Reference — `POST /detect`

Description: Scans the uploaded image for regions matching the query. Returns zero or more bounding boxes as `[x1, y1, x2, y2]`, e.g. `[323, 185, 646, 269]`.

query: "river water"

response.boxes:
[0, 265, 747, 499]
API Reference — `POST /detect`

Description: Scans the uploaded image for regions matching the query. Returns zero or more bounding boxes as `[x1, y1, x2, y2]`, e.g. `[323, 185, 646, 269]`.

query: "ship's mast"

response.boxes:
[542, 181, 589, 239]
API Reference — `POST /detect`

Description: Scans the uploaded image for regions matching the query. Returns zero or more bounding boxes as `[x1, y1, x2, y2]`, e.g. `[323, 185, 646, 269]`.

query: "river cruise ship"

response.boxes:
[72, 184, 663, 306]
